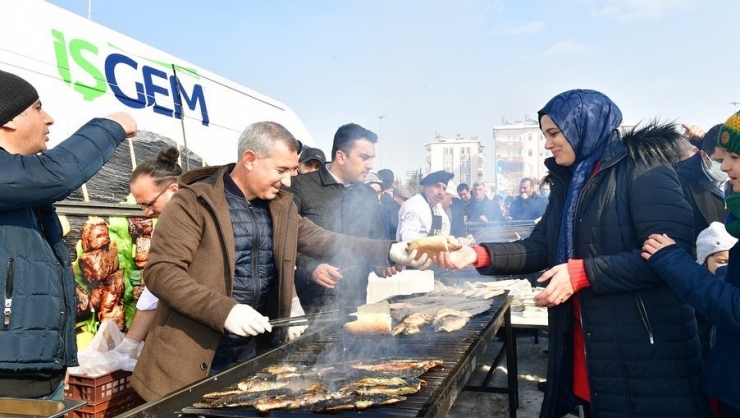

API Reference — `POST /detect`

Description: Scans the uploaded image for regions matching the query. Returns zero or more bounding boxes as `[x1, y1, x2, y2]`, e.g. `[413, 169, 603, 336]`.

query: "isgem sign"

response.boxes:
[51, 29, 210, 126]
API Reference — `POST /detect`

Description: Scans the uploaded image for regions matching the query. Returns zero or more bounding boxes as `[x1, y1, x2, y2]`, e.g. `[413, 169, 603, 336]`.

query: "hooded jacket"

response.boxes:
[476, 125, 710, 418]
[131, 164, 394, 401]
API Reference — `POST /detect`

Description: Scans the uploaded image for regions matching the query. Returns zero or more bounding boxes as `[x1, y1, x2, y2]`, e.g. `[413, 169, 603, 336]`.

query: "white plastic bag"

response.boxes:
[67, 320, 137, 377]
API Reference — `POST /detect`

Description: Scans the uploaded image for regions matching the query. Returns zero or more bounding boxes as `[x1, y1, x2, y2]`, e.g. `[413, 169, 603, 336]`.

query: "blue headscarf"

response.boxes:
[538, 89, 623, 264]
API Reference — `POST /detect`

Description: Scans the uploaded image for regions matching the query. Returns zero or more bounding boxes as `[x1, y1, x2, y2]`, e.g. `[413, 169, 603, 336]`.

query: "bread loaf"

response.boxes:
[407, 235, 462, 260]
[343, 313, 392, 334]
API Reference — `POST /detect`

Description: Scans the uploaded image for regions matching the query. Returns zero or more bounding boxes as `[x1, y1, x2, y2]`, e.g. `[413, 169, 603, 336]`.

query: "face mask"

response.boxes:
[540, 190, 550, 198]
[705, 159, 728, 184]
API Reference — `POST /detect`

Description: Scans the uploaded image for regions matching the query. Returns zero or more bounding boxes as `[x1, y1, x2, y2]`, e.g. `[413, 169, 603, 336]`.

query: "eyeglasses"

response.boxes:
[139, 180, 176, 210]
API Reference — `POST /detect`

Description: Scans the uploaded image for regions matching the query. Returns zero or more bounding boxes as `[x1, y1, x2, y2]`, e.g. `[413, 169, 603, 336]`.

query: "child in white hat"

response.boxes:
[696, 222, 738, 274]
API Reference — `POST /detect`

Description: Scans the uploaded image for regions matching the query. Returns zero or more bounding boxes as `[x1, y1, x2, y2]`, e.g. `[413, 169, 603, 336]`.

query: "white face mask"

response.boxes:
[705, 159, 728, 184]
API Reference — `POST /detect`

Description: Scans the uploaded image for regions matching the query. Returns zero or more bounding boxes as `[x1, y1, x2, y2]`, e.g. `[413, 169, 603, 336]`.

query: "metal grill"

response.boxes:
[119, 294, 515, 418]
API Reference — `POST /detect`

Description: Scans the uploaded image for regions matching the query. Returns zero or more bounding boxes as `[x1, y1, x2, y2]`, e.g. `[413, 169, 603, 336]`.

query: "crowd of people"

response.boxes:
[2, 68, 739, 418]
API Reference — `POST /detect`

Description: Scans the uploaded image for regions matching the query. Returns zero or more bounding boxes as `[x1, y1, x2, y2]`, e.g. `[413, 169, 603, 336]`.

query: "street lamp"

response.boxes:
[376, 114, 385, 168]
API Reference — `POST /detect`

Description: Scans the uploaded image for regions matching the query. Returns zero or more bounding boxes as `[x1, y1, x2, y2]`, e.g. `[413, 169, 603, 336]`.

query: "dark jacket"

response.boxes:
[476, 127, 709, 418]
[508, 194, 548, 220]
[132, 165, 394, 401]
[675, 152, 727, 247]
[380, 192, 400, 240]
[647, 244, 740, 412]
[0, 119, 127, 396]
[675, 152, 728, 362]
[449, 197, 467, 237]
[465, 196, 504, 223]
[287, 166, 385, 311]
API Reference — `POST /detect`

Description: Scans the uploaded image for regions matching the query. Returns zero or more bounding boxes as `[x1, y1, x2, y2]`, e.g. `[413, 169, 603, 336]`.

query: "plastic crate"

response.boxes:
[64, 369, 134, 405]
[67, 391, 144, 418]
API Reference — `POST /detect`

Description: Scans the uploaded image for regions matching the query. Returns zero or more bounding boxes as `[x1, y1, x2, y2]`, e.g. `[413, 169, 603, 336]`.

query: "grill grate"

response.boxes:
[120, 294, 511, 418]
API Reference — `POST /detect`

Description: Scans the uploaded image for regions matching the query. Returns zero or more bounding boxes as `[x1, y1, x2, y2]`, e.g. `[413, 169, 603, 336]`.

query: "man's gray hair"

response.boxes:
[237, 121, 301, 158]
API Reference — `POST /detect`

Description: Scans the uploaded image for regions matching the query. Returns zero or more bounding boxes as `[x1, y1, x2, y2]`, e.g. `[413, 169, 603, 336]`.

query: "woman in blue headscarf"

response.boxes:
[435, 90, 710, 418]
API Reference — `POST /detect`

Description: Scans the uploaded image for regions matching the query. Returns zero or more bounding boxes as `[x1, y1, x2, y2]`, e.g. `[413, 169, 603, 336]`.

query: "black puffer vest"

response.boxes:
[226, 193, 276, 312]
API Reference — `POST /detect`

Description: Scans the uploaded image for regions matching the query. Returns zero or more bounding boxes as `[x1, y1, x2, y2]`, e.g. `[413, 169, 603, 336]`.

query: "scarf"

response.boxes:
[538, 90, 623, 264]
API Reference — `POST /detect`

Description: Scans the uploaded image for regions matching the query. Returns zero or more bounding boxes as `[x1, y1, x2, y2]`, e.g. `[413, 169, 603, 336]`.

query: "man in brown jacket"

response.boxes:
[131, 121, 430, 401]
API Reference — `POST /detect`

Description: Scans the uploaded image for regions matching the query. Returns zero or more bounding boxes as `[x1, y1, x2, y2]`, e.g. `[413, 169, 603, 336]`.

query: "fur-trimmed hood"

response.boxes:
[620, 121, 684, 166]
[543, 121, 684, 185]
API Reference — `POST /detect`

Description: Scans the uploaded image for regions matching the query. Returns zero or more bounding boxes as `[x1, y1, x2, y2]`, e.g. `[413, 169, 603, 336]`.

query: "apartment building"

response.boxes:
[424, 134, 485, 186]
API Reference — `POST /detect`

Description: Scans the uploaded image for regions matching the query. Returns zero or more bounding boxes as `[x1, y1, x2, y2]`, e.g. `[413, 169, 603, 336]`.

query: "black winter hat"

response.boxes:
[0, 70, 39, 126]
[420, 170, 454, 186]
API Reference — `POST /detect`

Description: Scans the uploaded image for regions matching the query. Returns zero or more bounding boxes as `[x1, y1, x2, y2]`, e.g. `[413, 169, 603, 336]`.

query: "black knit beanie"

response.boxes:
[0, 70, 39, 126]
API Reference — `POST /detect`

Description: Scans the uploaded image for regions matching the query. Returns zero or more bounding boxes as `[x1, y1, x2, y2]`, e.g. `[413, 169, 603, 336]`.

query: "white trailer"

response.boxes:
[0, 0, 314, 167]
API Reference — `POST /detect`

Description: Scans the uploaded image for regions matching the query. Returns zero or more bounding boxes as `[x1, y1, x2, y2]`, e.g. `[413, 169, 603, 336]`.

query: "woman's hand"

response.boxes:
[641, 233, 676, 260]
[533, 263, 574, 308]
[432, 246, 477, 270]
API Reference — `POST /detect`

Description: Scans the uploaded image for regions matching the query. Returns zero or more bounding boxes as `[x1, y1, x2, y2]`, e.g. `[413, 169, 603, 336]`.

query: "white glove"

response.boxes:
[224, 304, 272, 337]
[389, 242, 433, 270]
[287, 296, 307, 341]
[112, 337, 140, 359]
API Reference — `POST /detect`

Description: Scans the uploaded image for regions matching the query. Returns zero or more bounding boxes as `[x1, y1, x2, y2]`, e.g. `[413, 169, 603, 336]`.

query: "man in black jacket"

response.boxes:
[377, 168, 400, 239]
[464, 181, 504, 223]
[676, 125, 728, 246]
[509, 177, 548, 220]
[675, 124, 728, 362]
[287, 123, 391, 313]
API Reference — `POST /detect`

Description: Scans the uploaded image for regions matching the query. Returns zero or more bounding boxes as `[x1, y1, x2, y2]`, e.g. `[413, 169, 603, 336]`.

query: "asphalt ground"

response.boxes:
[448, 332, 549, 418]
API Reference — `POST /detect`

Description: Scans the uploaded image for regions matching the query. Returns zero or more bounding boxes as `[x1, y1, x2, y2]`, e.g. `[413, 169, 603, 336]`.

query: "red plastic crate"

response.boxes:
[66, 391, 144, 418]
[64, 369, 134, 405]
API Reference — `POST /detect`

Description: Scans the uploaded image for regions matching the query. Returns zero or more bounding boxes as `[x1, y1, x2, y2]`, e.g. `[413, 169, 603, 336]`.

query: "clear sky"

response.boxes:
[47, 0, 740, 182]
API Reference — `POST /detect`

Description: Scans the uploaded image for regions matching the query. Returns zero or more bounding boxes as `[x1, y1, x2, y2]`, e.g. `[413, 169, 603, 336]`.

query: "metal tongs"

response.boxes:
[269, 309, 345, 328]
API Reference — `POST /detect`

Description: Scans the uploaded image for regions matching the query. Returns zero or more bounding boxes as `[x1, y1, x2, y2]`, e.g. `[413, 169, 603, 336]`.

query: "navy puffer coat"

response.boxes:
[477, 126, 710, 418]
[647, 242, 740, 412]
[0, 119, 126, 374]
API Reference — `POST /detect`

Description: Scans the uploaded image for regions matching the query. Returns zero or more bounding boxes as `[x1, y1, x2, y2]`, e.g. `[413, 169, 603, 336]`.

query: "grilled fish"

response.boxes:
[202, 386, 244, 399]
[352, 358, 443, 374]
[435, 316, 469, 332]
[253, 389, 336, 411]
[311, 393, 406, 412]
[341, 377, 424, 396]
[434, 308, 471, 321]
[206, 388, 292, 408]
[237, 378, 289, 392]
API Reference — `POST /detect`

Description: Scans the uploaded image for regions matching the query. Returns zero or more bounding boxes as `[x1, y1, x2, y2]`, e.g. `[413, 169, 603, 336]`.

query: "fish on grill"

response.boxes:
[201, 387, 244, 400]
[262, 363, 308, 376]
[237, 378, 289, 393]
[311, 393, 406, 412]
[192, 358, 441, 413]
[392, 312, 432, 335]
[435, 316, 470, 332]
[434, 308, 471, 321]
[198, 388, 293, 408]
[351, 358, 443, 375]
[340, 377, 425, 396]
[237, 376, 322, 393]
